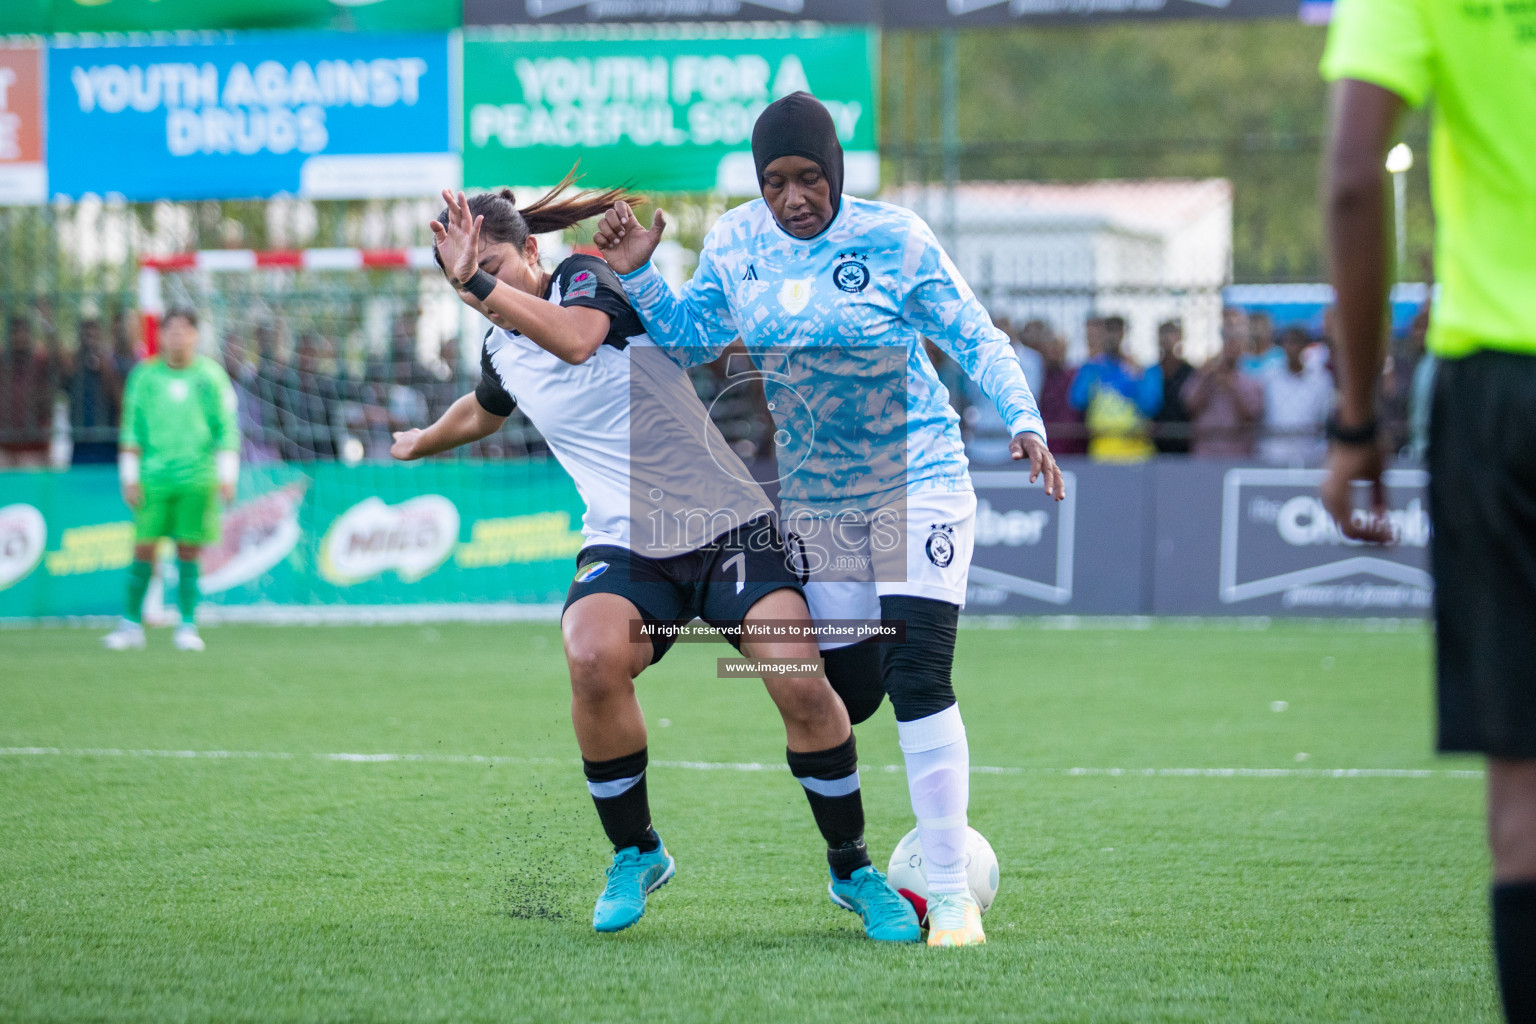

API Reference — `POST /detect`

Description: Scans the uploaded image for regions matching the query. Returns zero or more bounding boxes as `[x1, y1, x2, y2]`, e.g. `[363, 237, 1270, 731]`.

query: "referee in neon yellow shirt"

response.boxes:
[102, 309, 239, 652]
[1319, 1, 1536, 1018]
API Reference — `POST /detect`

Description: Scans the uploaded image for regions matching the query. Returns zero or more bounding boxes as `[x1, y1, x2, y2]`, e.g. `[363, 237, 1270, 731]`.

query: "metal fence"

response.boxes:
[0, 132, 1431, 469]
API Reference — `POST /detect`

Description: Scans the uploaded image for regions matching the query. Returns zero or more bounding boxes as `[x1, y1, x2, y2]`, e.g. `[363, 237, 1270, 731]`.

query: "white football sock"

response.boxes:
[897, 703, 970, 895]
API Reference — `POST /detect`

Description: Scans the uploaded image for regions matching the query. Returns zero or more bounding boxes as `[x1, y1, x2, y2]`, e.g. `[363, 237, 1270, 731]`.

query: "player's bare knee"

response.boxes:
[772, 675, 842, 727]
[1488, 759, 1536, 874]
[1489, 816, 1536, 880]
[564, 642, 634, 705]
[1488, 794, 1536, 878]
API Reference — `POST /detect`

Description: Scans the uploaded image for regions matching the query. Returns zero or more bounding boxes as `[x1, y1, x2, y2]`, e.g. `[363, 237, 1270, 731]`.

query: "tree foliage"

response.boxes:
[882, 22, 1432, 283]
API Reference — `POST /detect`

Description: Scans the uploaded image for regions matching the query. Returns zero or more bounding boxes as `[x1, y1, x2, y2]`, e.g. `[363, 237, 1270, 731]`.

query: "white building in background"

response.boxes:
[884, 179, 1233, 366]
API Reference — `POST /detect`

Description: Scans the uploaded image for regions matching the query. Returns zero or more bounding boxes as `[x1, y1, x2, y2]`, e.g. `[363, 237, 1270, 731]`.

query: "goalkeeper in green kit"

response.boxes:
[102, 309, 239, 652]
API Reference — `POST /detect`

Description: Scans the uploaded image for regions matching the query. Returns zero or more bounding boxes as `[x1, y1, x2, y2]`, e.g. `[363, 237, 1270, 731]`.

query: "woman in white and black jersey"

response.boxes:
[389, 174, 919, 941]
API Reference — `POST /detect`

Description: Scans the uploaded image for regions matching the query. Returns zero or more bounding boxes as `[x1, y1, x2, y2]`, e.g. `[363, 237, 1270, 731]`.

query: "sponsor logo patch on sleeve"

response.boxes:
[566, 269, 599, 301]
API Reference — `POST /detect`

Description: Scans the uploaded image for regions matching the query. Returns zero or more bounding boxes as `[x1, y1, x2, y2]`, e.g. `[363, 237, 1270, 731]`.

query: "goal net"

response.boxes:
[139, 247, 550, 465]
[136, 248, 585, 617]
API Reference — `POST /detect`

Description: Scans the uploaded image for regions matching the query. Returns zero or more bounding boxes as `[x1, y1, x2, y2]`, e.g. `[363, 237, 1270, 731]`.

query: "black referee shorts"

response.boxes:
[561, 516, 805, 666]
[1430, 349, 1536, 758]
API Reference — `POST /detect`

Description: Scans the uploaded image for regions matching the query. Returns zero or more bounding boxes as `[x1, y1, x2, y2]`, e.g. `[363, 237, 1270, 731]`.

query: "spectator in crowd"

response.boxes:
[68, 317, 124, 464]
[1036, 332, 1085, 456]
[223, 332, 278, 463]
[1242, 310, 1284, 375]
[1008, 319, 1046, 398]
[1, 315, 55, 467]
[1404, 310, 1437, 464]
[1258, 326, 1334, 467]
[284, 333, 341, 460]
[109, 310, 138, 379]
[1152, 319, 1195, 455]
[387, 313, 440, 396]
[1069, 314, 1162, 462]
[422, 356, 457, 426]
[110, 307, 139, 382]
[1182, 316, 1266, 458]
[425, 334, 462, 422]
[252, 324, 294, 458]
[1381, 307, 1429, 454]
[386, 359, 428, 437]
[1223, 306, 1250, 357]
[1084, 315, 1106, 360]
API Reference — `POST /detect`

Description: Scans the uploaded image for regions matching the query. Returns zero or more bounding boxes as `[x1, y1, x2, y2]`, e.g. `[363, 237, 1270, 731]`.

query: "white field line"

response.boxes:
[2, 612, 1431, 631]
[0, 747, 1482, 779]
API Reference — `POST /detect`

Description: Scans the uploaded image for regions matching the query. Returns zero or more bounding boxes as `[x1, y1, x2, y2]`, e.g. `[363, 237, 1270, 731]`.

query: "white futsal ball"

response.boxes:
[886, 826, 1000, 919]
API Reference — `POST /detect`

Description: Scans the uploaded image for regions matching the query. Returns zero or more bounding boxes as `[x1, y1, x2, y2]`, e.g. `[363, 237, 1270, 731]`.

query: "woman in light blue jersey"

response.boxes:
[592, 92, 1065, 948]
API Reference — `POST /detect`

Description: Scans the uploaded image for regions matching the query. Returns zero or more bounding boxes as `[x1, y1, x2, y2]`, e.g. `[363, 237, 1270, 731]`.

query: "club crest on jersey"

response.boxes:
[779, 277, 813, 315]
[574, 561, 609, 583]
[925, 523, 955, 568]
[567, 269, 599, 301]
[832, 252, 870, 293]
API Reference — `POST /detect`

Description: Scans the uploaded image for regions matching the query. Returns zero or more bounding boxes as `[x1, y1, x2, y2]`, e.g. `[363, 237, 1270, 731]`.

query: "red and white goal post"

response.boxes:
[137, 246, 441, 355]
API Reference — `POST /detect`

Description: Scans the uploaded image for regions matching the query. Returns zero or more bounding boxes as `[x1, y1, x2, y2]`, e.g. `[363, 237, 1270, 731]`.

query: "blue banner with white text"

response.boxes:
[46, 32, 457, 201]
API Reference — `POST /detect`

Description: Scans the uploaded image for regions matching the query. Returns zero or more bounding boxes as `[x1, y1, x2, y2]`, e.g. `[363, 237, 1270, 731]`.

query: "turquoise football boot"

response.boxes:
[592, 839, 675, 933]
[828, 865, 922, 942]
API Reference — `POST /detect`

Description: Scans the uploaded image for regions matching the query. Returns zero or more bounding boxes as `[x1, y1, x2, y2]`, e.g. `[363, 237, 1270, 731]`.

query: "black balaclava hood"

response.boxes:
[751, 91, 844, 232]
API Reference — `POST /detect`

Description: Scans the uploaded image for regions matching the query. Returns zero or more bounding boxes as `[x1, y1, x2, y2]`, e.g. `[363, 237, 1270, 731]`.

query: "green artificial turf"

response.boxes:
[0, 620, 1495, 1023]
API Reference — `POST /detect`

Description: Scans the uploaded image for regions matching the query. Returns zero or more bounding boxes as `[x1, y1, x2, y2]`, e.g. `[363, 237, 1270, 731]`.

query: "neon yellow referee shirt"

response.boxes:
[1321, 0, 1536, 359]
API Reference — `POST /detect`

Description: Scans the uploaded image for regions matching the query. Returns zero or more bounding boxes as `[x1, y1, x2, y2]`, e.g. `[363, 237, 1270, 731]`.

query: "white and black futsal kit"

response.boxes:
[474, 253, 802, 662]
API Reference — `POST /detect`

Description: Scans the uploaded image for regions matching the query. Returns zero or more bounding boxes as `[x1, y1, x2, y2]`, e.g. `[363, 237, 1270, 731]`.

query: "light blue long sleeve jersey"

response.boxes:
[617, 196, 1046, 510]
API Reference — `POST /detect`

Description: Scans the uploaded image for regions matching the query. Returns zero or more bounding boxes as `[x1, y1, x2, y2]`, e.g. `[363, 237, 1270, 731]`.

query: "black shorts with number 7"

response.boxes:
[562, 515, 806, 665]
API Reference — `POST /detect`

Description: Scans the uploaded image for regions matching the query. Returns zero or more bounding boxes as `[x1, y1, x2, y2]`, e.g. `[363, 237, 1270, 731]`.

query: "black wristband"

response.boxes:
[461, 269, 497, 302]
[1326, 413, 1379, 446]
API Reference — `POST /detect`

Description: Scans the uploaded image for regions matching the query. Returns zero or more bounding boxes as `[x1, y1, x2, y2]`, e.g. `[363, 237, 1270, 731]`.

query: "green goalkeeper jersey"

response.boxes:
[119, 355, 240, 489]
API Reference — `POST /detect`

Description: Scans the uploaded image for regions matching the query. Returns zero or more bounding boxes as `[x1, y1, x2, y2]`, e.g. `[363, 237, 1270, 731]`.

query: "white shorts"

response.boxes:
[794, 488, 978, 651]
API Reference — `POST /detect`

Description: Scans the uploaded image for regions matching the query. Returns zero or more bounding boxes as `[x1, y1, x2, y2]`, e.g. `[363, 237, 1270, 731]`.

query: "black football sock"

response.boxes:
[583, 748, 659, 854]
[1494, 880, 1536, 1023]
[786, 732, 871, 880]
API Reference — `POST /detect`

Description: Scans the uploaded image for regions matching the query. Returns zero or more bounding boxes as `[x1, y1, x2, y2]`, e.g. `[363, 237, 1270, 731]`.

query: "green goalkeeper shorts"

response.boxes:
[135, 483, 220, 546]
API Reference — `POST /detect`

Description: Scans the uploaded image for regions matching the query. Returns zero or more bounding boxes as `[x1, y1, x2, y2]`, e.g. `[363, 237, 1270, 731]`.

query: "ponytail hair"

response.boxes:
[437, 167, 644, 255]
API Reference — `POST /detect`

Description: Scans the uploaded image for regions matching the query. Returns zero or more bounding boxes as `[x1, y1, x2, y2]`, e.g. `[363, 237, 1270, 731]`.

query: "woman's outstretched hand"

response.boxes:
[593, 200, 666, 276]
[429, 189, 483, 287]
[1012, 432, 1066, 502]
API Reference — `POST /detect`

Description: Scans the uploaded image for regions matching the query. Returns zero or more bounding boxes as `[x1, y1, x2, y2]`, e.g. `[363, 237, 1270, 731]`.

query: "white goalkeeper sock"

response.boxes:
[897, 703, 970, 896]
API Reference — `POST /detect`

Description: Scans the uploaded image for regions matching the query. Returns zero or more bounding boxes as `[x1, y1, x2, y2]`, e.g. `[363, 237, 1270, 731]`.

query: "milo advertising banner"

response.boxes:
[0, 461, 586, 619]
[1, 459, 1434, 621]
[462, 27, 878, 194]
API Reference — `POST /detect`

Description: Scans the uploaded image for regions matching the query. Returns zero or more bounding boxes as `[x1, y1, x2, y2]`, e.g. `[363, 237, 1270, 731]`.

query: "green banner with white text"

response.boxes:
[463, 27, 879, 194]
[0, 460, 585, 619]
